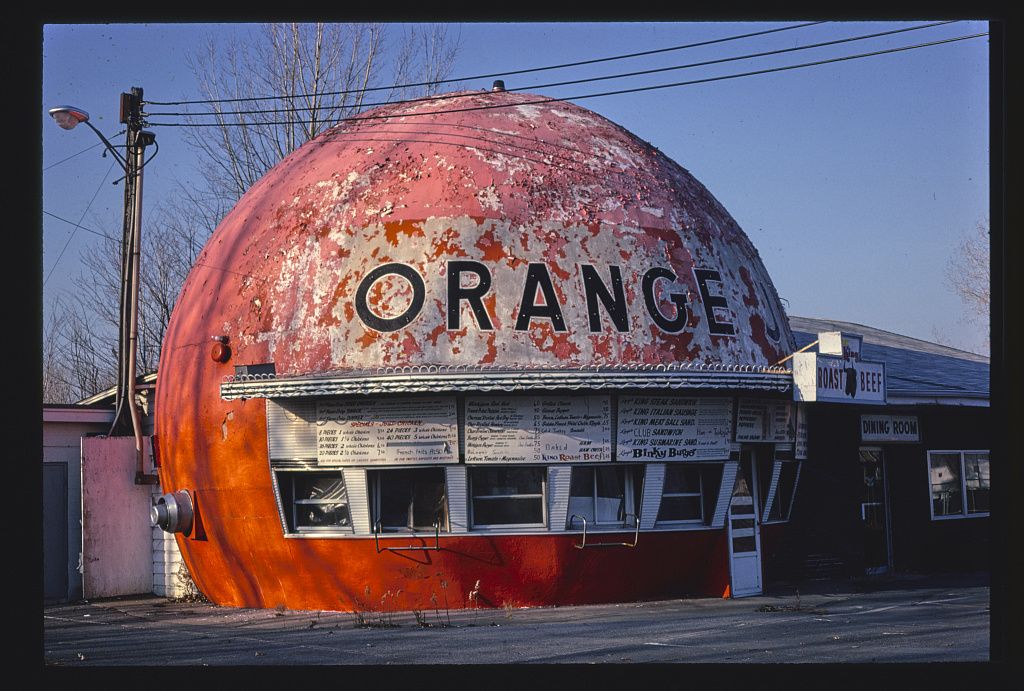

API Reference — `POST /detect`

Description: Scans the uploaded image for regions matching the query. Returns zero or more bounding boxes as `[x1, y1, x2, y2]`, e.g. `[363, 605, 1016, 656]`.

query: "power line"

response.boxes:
[43, 211, 117, 241]
[147, 21, 960, 121]
[148, 32, 988, 130]
[43, 130, 126, 171]
[145, 21, 827, 108]
[44, 160, 118, 287]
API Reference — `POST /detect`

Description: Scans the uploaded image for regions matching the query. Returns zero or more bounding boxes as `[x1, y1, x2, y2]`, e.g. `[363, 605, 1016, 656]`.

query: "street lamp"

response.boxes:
[48, 105, 128, 169]
[48, 89, 158, 485]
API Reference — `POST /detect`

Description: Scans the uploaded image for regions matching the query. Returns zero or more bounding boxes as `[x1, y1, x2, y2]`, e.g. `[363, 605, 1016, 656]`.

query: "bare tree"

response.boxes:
[44, 23, 462, 402]
[946, 217, 990, 326]
[42, 297, 74, 404]
[42, 294, 117, 404]
[391, 24, 463, 100]
[183, 23, 462, 204]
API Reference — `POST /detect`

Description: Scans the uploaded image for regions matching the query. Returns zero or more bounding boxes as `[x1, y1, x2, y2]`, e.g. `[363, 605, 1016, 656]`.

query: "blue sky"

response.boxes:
[41, 20, 990, 354]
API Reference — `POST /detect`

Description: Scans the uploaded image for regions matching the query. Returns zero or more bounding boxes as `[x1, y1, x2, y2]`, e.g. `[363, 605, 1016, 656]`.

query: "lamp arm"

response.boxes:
[82, 119, 129, 171]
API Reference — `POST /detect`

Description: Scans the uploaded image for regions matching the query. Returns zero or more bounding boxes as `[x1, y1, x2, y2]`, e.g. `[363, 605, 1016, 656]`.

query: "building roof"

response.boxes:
[789, 316, 989, 404]
[75, 371, 158, 406]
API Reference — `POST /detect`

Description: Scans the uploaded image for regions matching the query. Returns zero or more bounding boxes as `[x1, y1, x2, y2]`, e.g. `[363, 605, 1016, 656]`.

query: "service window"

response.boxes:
[567, 465, 643, 529]
[928, 451, 990, 519]
[657, 465, 704, 524]
[276, 471, 353, 534]
[469, 466, 547, 529]
[369, 467, 449, 533]
[757, 459, 801, 523]
[655, 464, 724, 526]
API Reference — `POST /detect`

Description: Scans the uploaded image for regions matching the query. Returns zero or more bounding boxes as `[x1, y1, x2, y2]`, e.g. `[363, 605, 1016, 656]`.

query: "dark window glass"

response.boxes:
[929, 453, 963, 517]
[964, 453, 990, 514]
[765, 461, 800, 522]
[732, 536, 757, 553]
[658, 496, 702, 521]
[567, 465, 642, 528]
[775, 462, 799, 520]
[471, 467, 545, 527]
[372, 467, 448, 532]
[277, 472, 352, 533]
[658, 465, 703, 523]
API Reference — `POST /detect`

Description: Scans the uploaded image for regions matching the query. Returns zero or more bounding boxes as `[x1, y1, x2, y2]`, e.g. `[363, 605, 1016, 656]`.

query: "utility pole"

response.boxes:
[110, 87, 158, 484]
[48, 87, 158, 485]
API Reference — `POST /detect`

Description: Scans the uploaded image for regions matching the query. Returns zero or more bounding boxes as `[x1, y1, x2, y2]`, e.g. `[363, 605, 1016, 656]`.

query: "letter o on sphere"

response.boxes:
[355, 263, 426, 332]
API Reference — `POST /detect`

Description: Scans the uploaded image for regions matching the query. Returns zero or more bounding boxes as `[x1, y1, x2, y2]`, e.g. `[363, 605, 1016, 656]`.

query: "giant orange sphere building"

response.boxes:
[154, 87, 801, 611]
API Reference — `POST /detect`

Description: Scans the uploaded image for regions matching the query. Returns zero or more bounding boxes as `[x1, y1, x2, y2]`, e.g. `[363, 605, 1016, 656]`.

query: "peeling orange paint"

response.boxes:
[155, 88, 795, 614]
[383, 219, 426, 247]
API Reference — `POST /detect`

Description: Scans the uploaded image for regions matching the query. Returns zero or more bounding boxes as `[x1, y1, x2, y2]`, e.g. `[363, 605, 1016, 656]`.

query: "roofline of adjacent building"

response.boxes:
[75, 371, 158, 406]
[43, 406, 116, 424]
[788, 315, 990, 363]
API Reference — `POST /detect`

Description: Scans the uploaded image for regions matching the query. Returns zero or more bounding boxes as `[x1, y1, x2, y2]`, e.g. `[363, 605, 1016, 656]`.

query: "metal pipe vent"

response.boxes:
[152, 490, 194, 535]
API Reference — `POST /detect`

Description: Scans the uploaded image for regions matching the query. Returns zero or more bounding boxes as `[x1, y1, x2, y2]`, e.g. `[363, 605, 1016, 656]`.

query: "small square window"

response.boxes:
[928, 451, 989, 519]
[658, 465, 704, 524]
[369, 467, 448, 533]
[277, 471, 352, 534]
[567, 465, 643, 529]
[470, 466, 546, 528]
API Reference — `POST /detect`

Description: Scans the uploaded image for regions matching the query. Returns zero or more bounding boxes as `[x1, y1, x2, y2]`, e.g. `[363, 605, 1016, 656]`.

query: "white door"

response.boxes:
[727, 452, 763, 597]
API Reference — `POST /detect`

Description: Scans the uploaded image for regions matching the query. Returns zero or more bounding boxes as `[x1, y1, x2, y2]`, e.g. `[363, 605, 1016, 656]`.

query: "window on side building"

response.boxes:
[276, 471, 353, 534]
[566, 465, 643, 529]
[368, 467, 449, 533]
[928, 451, 990, 519]
[469, 466, 547, 529]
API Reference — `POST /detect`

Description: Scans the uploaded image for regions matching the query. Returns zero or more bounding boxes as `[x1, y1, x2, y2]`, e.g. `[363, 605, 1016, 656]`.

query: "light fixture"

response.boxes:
[48, 105, 90, 131]
[48, 104, 127, 169]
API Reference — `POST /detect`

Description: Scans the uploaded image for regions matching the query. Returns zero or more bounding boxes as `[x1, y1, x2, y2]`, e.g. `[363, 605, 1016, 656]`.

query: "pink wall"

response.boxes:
[81, 436, 155, 598]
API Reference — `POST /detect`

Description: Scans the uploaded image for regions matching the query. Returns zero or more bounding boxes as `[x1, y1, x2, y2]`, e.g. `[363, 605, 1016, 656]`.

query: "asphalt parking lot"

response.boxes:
[43, 572, 991, 667]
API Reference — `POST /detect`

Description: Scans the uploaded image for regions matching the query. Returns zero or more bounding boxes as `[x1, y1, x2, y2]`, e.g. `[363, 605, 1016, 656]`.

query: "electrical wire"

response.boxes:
[144, 21, 828, 107]
[44, 159, 119, 287]
[111, 139, 160, 186]
[43, 130, 127, 171]
[146, 21, 960, 120]
[147, 31, 988, 129]
[42, 211, 117, 241]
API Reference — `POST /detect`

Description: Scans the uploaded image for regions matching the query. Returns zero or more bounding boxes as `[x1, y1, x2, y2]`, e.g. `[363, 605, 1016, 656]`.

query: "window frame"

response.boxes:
[276, 470, 354, 535]
[656, 464, 706, 527]
[368, 466, 450, 534]
[927, 450, 990, 520]
[760, 460, 801, 525]
[566, 464, 643, 530]
[469, 465, 548, 531]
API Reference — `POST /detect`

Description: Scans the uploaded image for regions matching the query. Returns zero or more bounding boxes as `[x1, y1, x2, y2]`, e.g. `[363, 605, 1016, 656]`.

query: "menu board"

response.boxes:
[464, 395, 612, 463]
[315, 396, 458, 465]
[735, 399, 794, 443]
[617, 396, 732, 461]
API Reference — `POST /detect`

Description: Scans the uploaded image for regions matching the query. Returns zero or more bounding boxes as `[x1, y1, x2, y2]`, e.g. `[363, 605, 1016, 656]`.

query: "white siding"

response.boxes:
[343, 468, 371, 534]
[151, 485, 189, 599]
[548, 465, 572, 530]
[266, 398, 317, 460]
[712, 461, 739, 528]
[639, 463, 666, 529]
[446, 466, 469, 533]
[762, 461, 783, 521]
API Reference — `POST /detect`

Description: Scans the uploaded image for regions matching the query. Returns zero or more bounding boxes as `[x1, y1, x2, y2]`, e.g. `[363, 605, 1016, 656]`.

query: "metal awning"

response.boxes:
[220, 364, 793, 400]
